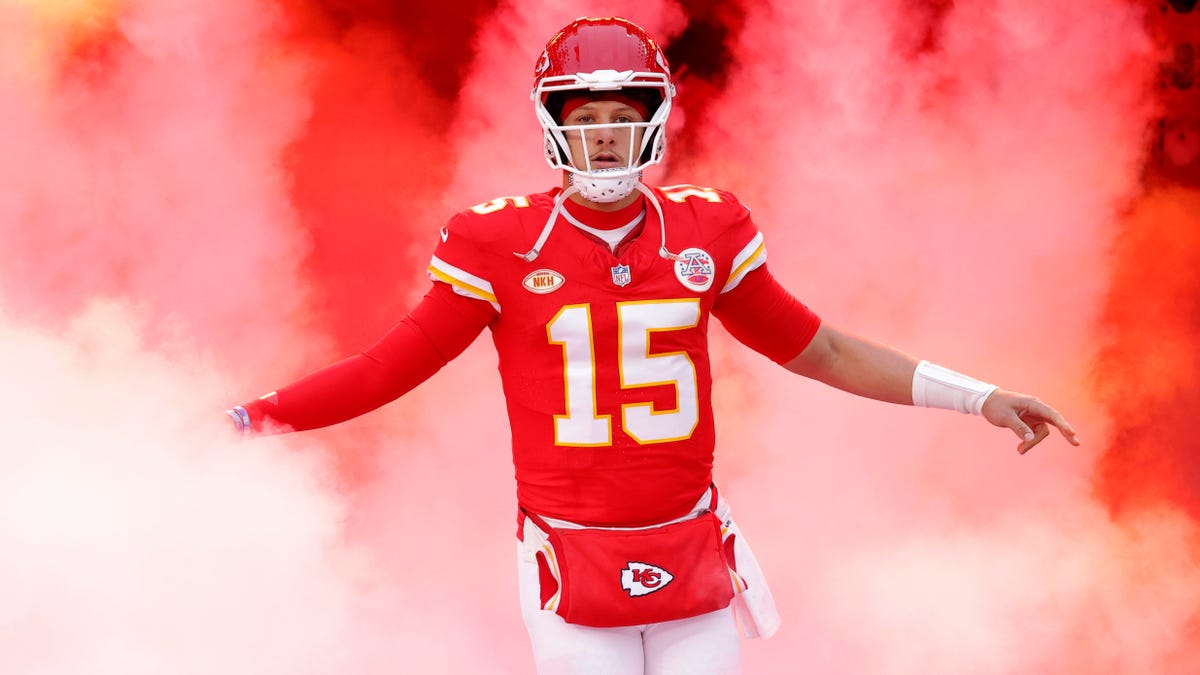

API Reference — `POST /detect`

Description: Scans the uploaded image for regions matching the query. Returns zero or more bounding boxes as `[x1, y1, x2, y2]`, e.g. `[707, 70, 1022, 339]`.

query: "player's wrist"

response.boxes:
[225, 405, 252, 434]
[910, 360, 998, 415]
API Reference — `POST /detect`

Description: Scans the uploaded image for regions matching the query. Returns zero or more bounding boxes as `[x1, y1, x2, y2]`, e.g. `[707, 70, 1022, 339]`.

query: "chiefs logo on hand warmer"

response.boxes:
[621, 562, 675, 597]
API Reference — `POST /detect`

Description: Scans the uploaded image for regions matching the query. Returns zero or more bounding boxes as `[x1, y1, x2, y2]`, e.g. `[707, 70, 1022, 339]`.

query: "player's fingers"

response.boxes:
[1004, 413, 1036, 451]
[1017, 421, 1050, 455]
[1027, 400, 1081, 446]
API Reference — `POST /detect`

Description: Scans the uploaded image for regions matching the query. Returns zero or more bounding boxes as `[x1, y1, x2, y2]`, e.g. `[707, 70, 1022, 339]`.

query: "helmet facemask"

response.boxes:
[534, 74, 672, 203]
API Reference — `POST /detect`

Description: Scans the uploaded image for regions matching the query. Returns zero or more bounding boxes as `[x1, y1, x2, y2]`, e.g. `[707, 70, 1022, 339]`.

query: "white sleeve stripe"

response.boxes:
[730, 232, 765, 272]
[429, 255, 496, 297]
[428, 255, 500, 310]
[720, 251, 766, 293]
[443, 282, 502, 312]
[721, 239, 767, 294]
[428, 266, 500, 306]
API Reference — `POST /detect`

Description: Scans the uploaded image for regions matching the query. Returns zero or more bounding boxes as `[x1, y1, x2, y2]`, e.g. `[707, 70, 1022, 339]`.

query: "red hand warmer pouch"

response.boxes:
[523, 488, 735, 627]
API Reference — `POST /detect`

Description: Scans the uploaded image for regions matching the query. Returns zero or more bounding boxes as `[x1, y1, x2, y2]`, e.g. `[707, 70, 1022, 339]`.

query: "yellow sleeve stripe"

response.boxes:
[427, 266, 497, 303]
[427, 255, 500, 310]
[729, 241, 765, 281]
[721, 237, 767, 293]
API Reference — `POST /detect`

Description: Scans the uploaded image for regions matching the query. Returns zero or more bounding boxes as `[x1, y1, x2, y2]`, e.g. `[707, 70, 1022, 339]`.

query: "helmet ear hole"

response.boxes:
[639, 128, 660, 165]
[544, 91, 568, 124]
[544, 134, 569, 165]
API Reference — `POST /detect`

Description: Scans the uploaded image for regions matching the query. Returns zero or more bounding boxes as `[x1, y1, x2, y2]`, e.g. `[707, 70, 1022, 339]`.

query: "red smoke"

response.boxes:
[1092, 3, 1200, 525]
[1095, 190, 1200, 516]
[2, 0, 1198, 672]
[278, 0, 497, 348]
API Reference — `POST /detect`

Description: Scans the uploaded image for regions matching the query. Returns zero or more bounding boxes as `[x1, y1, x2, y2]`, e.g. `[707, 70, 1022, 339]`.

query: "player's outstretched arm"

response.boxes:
[784, 323, 1079, 453]
[227, 283, 494, 435]
[783, 323, 919, 405]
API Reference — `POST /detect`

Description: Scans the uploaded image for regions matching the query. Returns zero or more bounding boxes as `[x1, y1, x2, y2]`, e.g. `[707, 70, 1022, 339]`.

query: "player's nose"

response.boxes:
[592, 128, 616, 144]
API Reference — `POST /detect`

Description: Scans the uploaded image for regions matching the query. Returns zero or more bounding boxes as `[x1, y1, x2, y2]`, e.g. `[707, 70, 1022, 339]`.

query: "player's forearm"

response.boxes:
[783, 324, 919, 404]
[231, 321, 447, 434]
[785, 324, 1001, 416]
[228, 284, 495, 435]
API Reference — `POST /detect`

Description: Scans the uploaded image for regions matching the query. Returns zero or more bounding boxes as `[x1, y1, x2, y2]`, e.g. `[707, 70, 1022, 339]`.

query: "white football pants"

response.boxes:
[517, 542, 742, 674]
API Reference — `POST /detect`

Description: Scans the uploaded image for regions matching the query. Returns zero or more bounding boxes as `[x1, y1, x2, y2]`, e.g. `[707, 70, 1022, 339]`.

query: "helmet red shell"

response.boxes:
[534, 17, 672, 90]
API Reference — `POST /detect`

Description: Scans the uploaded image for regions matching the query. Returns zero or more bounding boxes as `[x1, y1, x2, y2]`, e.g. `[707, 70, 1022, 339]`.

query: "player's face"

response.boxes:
[562, 100, 647, 172]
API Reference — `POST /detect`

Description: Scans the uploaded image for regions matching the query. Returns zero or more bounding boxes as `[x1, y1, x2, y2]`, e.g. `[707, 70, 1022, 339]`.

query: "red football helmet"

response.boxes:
[532, 17, 675, 202]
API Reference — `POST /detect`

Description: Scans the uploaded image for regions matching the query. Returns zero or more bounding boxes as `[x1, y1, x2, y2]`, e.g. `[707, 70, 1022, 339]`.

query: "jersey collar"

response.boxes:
[561, 192, 647, 231]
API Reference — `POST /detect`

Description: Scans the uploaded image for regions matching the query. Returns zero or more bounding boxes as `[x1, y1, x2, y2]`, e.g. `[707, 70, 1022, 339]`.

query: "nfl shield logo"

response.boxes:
[611, 264, 632, 287]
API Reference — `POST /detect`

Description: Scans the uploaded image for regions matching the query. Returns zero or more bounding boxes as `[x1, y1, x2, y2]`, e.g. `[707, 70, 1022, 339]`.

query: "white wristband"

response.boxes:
[911, 360, 998, 416]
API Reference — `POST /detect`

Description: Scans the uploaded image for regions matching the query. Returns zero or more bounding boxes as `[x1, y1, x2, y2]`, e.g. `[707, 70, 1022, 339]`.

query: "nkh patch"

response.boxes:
[522, 268, 565, 294]
[611, 263, 632, 287]
[620, 561, 674, 597]
[674, 248, 714, 292]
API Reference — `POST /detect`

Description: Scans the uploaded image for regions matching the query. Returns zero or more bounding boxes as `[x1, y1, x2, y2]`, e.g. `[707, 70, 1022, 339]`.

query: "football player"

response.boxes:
[226, 17, 1079, 675]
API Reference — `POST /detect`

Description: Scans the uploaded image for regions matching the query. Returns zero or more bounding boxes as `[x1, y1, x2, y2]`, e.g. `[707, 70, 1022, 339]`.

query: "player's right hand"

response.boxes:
[981, 391, 1079, 454]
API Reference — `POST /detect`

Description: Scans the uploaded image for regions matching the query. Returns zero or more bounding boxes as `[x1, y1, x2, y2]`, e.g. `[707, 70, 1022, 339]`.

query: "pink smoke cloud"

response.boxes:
[0, 300, 381, 674]
[0, 0, 476, 670]
[684, 1, 1199, 672]
[3, 0, 1196, 672]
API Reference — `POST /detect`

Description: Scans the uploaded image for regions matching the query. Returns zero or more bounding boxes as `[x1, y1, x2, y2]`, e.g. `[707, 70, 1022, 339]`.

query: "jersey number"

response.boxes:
[547, 299, 700, 446]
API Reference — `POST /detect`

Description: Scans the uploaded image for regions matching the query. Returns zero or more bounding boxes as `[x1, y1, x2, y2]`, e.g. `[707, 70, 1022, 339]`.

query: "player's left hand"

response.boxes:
[981, 390, 1080, 454]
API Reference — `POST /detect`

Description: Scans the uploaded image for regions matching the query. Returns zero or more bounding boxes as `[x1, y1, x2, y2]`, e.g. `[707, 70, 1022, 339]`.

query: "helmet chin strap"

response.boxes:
[514, 181, 678, 263]
[570, 169, 639, 203]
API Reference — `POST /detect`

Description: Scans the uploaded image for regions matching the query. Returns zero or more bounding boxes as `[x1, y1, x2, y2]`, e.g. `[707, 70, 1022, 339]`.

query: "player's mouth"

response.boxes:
[590, 152, 626, 169]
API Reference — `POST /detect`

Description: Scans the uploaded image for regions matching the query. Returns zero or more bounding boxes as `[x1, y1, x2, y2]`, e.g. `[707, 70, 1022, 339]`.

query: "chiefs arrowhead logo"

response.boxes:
[620, 562, 674, 597]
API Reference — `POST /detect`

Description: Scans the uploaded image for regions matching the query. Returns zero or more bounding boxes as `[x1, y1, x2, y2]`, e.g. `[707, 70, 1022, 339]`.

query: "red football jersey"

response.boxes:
[429, 184, 814, 526]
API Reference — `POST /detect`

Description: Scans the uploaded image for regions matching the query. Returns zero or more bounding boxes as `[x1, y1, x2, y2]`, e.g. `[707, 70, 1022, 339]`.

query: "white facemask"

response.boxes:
[532, 72, 674, 204]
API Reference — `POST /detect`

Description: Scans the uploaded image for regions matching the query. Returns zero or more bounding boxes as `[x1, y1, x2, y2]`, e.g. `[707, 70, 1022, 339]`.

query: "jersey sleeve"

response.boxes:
[712, 262, 821, 365]
[236, 283, 493, 433]
[721, 228, 767, 294]
[427, 212, 501, 312]
[697, 189, 819, 363]
[689, 187, 767, 295]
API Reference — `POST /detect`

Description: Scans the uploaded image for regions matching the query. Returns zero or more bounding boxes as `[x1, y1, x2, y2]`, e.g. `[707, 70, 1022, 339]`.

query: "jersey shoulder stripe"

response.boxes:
[428, 254, 500, 311]
[721, 232, 766, 293]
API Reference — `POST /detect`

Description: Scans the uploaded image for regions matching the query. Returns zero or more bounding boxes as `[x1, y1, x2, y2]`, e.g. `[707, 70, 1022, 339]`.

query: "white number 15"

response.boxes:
[546, 299, 700, 446]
